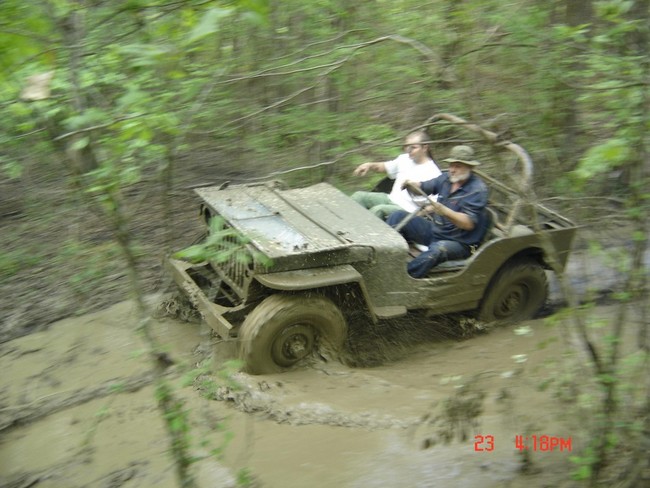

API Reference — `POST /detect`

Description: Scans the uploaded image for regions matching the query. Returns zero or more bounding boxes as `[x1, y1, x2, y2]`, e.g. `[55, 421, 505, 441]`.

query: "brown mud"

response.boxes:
[2, 292, 640, 488]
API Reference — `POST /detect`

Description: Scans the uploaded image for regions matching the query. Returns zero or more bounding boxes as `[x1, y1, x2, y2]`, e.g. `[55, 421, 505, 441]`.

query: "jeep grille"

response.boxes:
[207, 234, 253, 306]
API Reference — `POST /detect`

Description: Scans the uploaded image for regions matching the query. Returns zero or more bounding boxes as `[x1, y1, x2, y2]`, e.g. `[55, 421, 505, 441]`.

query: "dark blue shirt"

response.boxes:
[420, 172, 489, 245]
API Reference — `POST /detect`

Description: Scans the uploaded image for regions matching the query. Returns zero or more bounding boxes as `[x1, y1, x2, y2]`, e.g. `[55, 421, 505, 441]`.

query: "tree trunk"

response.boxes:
[554, 0, 593, 163]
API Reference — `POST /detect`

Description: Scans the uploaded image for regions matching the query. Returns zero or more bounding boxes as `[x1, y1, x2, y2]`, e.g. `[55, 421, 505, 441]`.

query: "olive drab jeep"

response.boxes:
[167, 113, 577, 374]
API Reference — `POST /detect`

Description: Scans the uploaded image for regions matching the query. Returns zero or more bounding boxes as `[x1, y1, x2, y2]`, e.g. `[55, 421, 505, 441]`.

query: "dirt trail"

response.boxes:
[0, 294, 602, 488]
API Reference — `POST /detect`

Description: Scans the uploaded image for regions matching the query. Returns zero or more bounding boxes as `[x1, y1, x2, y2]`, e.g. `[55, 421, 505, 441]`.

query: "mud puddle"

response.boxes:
[0, 299, 604, 488]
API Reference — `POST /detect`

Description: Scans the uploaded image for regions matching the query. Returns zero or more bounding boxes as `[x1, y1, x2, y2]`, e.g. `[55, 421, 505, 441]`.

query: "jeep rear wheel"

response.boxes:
[239, 294, 347, 374]
[478, 258, 548, 323]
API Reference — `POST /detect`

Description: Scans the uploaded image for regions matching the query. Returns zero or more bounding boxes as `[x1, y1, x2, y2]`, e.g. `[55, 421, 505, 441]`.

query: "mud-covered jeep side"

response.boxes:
[168, 114, 577, 374]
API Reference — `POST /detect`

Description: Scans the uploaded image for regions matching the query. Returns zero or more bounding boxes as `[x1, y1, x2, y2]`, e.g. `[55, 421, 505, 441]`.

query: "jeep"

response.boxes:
[168, 114, 577, 374]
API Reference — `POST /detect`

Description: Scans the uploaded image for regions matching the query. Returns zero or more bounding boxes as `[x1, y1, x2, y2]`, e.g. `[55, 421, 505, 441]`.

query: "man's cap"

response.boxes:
[443, 145, 480, 166]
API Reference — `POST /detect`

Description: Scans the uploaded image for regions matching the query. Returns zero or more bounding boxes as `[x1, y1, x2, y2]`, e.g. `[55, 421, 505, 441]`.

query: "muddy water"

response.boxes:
[1, 299, 591, 488]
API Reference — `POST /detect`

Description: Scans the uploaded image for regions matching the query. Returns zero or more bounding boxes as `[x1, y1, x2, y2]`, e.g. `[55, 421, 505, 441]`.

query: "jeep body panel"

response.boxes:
[196, 182, 405, 270]
[398, 225, 576, 315]
[255, 264, 363, 290]
[194, 181, 412, 314]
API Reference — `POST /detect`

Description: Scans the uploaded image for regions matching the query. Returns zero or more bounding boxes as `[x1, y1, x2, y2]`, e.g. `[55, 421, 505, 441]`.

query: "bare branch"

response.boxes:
[541, 196, 626, 205]
[13, 128, 47, 139]
[218, 34, 440, 85]
[269, 29, 370, 62]
[0, 27, 57, 44]
[456, 42, 537, 59]
[222, 86, 315, 128]
[53, 114, 147, 141]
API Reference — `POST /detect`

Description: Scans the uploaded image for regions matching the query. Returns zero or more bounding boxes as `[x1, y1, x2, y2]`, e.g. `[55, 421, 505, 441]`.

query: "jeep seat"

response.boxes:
[371, 176, 394, 194]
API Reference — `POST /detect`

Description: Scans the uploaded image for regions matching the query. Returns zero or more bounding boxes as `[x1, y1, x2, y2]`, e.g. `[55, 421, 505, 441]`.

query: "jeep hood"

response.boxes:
[195, 182, 406, 265]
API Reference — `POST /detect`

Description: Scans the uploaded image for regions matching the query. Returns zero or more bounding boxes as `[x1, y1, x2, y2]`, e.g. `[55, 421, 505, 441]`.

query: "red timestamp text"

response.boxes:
[515, 435, 572, 452]
[473, 434, 573, 452]
[473, 434, 495, 451]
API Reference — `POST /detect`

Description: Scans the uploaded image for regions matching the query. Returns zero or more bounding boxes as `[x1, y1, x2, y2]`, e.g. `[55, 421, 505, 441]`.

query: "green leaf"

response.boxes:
[573, 138, 630, 181]
[70, 136, 90, 151]
[117, 86, 149, 109]
[173, 245, 207, 263]
[241, 0, 269, 16]
[9, 102, 32, 118]
[571, 464, 591, 480]
[120, 166, 141, 185]
[612, 291, 631, 302]
[63, 108, 109, 131]
[118, 44, 172, 68]
[2, 159, 23, 179]
[598, 373, 617, 385]
[186, 8, 232, 45]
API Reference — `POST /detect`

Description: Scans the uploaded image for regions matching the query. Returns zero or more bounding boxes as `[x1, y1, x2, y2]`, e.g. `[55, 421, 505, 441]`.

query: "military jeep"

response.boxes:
[168, 114, 577, 374]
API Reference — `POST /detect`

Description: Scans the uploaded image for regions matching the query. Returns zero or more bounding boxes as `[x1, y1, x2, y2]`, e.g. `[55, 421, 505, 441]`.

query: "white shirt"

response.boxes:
[384, 153, 441, 212]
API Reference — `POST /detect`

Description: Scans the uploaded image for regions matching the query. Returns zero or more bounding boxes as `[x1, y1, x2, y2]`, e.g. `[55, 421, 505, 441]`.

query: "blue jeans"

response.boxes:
[387, 211, 471, 278]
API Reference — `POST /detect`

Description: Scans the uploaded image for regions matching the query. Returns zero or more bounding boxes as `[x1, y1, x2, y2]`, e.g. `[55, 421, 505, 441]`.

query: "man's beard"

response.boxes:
[449, 171, 470, 183]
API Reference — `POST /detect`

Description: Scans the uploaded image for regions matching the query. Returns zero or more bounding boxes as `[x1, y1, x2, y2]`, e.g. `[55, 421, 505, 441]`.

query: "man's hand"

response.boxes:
[427, 201, 447, 216]
[354, 162, 382, 176]
[419, 202, 446, 216]
[353, 163, 370, 176]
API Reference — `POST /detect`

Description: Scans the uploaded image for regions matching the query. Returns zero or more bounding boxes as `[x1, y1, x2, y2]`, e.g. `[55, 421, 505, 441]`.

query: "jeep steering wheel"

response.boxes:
[393, 182, 430, 232]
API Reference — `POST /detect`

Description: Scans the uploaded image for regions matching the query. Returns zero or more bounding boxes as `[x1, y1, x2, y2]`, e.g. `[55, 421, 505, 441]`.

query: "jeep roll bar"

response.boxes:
[421, 113, 534, 232]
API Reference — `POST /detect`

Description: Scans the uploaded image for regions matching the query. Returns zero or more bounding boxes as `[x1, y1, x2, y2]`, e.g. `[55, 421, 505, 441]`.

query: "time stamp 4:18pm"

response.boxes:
[474, 435, 573, 452]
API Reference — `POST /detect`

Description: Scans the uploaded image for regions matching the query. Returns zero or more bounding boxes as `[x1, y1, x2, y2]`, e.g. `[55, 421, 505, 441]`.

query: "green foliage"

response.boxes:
[570, 447, 597, 480]
[177, 358, 245, 470]
[86, 162, 141, 200]
[573, 138, 631, 182]
[181, 361, 212, 388]
[183, 359, 244, 397]
[155, 379, 195, 479]
[236, 467, 256, 487]
[0, 248, 43, 279]
[596, 0, 635, 20]
[109, 382, 126, 393]
[0, 0, 612, 191]
[173, 217, 272, 268]
[186, 7, 233, 45]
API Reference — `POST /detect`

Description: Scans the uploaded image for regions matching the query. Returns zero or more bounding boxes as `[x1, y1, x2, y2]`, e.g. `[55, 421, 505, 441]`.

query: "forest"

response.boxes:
[1, 1, 648, 487]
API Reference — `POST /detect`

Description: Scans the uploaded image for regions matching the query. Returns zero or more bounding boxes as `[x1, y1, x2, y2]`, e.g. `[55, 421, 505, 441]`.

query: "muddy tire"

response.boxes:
[239, 294, 347, 374]
[478, 258, 548, 324]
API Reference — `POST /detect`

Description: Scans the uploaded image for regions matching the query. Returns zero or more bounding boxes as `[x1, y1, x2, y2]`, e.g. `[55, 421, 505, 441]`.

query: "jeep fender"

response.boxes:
[254, 264, 382, 322]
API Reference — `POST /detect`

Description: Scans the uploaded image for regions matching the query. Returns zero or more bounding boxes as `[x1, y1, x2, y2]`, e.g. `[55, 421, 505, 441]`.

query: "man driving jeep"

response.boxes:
[386, 145, 489, 278]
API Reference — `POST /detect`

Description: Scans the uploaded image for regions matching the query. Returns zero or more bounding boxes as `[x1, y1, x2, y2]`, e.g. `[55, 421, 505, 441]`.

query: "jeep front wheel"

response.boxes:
[478, 258, 548, 323]
[239, 294, 347, 374]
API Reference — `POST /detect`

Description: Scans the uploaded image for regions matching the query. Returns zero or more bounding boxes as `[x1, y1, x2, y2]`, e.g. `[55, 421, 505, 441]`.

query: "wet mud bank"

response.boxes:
[2, 303, 639, 488]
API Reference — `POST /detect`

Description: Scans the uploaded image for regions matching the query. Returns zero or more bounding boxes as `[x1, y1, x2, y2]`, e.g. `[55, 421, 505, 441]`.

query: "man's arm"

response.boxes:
[404, 177, 478, 230]
[353, 162, 387, 176]
[401, 175, 441, 196]
[427, 202, 475, 230]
